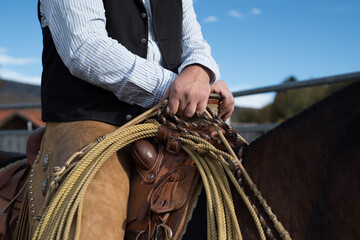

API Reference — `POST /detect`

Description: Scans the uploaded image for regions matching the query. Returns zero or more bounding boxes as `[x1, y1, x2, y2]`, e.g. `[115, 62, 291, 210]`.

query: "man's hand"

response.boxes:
[210, 80, 234, 120]
[163, 64, 212, 118]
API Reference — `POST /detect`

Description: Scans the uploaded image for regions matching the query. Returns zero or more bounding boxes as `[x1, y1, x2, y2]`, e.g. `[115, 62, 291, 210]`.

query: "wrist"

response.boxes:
[183, 64, 212, 83]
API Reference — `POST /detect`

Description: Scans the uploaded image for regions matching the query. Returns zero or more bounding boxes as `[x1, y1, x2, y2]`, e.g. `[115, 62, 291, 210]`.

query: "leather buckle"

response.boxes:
[155, 224, 173, 240]
[166, 136, 182, 154]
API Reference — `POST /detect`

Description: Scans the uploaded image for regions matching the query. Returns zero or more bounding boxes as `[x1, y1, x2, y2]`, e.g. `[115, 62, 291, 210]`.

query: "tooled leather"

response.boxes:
[126, 138, 202, 240]
[126, 98, 224, 239]
[150, 166, 196, 214]
[146, 165, 201, 240]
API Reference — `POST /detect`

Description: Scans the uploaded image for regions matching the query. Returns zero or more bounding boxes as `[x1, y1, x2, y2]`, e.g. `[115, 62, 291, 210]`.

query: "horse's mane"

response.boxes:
[249, 80, 360, 148]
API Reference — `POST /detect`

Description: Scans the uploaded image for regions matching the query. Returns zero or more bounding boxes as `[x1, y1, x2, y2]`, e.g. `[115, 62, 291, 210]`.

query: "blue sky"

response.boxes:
[0, 0, 359, 108]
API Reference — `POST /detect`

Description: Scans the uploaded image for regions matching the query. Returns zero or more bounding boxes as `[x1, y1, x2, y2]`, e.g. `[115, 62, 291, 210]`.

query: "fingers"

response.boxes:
[168, 97, 180, 115]
[219, 90, 234, 120]
[210, 80, 234, 121]
[166, 65, 211, 118]
[170, 94, 208, 118]
[219, 100, 234, 120]
[166, 78, 234, 121]
[184, 102, 197, 118]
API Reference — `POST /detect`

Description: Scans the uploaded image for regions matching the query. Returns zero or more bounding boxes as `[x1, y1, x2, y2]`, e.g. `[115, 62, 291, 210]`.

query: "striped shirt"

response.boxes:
[39, 0, 220, 108]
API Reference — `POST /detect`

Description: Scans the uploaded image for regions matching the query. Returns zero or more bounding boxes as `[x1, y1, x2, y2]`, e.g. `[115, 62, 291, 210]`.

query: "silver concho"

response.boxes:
[42, 154, 49, 171]
[41, 178, 48, 196]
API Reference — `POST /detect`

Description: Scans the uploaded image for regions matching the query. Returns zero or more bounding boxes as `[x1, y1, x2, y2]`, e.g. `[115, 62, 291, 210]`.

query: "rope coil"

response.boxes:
[31, 104, 291, 240]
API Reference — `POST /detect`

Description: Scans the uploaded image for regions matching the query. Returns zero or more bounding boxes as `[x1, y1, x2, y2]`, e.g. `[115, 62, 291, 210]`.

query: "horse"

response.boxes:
[1, 80, 360, 239]
[184, 80, 360, 239]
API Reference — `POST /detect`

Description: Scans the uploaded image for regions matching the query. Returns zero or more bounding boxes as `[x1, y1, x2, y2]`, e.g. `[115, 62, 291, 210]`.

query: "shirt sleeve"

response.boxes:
[40, 0, 176, 108]
[179, 0, 221, 82]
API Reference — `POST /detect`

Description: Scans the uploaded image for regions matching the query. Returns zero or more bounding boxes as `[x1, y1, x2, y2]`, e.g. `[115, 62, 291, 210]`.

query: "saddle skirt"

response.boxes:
[125, 135, 202, 239]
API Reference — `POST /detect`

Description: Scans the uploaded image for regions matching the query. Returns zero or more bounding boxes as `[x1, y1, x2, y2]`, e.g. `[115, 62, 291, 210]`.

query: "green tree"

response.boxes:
[231, 76, 352, 124]
[270, 77, 351, 122]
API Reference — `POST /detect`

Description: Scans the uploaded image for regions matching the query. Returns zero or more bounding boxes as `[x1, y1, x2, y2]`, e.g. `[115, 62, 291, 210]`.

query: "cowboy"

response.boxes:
[20, 0, 234, 239]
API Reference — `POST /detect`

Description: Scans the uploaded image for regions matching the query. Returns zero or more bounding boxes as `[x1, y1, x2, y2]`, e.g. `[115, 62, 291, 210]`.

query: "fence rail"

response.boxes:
[232, 71, 360, 97]
[0, 71, 358, 152]
[0, 102, 41, 110]
[230, 71, 359, 142]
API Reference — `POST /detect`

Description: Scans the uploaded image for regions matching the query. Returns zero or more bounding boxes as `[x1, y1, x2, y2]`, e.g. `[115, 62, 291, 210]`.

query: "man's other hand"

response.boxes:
[210, 80, 234, 120]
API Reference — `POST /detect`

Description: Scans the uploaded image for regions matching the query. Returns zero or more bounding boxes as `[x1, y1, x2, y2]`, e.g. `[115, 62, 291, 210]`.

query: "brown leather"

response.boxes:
[0, 160, 28, 201]
[125, 133, 202, 240]
[158, 125, 182, 154]
[0, 129, 39, 239]
[12, 96, 226, 240]
[125, 97, 228, 240]
[0, 159, 29, 239]
[26, 127, 45, 167]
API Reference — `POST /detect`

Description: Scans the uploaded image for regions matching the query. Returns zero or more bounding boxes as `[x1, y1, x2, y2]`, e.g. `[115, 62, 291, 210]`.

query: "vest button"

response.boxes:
[126, 114, 132, 121]
[141, 13, 147, 18]
[140, 38, 147, 44]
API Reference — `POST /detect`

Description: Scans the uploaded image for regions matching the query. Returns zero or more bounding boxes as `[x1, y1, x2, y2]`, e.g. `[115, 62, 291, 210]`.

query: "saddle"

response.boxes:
[125, 98, 244, 239]
[125, 129, 202, 239]
[2, 96, 245, 240]
[0, 127, 44, 240]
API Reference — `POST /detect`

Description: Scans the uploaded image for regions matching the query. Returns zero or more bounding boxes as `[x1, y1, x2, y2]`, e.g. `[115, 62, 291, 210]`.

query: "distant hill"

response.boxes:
[0, 78, 41, 104]
[231, 106, 262, 123]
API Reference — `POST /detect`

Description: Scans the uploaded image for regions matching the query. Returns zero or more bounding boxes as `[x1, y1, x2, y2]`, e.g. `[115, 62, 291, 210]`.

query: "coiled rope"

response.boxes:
[31, 104, 290, 240]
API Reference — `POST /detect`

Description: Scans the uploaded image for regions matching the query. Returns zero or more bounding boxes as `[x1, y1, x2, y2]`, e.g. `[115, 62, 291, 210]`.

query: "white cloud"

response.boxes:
[230, 84, 274, 108]
[234, 94, 274, 108]
[251, 8, 262, 15]
[203, 16, 219, 23]
[228, 10, 244, 19]
[0, 54, 38, 65]
[0, 69, 41, 85]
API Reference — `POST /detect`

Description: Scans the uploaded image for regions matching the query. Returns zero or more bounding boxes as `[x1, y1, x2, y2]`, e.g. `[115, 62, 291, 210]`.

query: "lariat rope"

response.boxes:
[31, 103, 291, 240]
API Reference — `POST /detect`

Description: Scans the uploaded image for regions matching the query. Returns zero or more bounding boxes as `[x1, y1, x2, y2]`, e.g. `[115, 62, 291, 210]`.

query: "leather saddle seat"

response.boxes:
[26, 126, 46, 166]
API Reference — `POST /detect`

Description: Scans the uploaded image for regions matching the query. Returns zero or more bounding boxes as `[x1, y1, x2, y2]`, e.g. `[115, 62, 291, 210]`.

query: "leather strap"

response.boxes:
[157, 125, 181, 154]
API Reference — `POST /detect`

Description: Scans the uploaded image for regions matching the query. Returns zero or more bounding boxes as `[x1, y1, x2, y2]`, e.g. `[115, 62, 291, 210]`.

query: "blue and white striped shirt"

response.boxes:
[39, 0, 220, 108]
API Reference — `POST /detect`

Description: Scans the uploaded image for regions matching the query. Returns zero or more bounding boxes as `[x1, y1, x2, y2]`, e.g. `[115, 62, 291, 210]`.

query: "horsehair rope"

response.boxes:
[31, 102, 291, 240]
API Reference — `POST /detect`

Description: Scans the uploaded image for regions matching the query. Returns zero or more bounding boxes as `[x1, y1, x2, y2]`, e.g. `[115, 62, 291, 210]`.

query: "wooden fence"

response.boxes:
[0, 130, 31, 153]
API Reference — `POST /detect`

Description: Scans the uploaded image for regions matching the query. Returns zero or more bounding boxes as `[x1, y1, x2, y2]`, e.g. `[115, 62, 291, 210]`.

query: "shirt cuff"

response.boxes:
[178, 60, 220, 84]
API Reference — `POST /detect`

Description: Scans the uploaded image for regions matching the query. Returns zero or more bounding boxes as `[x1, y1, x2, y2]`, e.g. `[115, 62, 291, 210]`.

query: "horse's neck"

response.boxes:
[246, 80, 360, 169]
[241, 80, 360, 240]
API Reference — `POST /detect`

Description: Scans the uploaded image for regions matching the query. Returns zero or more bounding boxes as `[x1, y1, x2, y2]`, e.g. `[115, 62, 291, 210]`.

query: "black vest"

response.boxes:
[39, 0, 183, 125]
